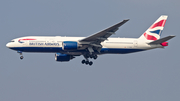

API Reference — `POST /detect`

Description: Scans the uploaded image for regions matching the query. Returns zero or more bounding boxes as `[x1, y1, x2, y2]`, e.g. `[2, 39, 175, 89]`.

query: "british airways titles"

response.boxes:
[29, 42, 60, 46]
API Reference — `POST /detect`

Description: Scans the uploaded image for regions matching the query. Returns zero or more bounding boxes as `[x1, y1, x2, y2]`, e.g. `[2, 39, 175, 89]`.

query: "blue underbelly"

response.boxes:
[10, 47, 145, 54]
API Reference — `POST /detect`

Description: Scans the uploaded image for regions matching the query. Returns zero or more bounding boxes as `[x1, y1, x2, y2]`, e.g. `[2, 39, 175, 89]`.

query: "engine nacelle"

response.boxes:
[62, 41, 78, 51]
[55, 53, 74, 62]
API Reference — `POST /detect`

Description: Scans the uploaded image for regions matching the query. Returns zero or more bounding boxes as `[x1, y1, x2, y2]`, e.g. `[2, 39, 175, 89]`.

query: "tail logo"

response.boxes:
[144, 19, 166, 40]
[150, 20, 166, 29]
[144, 33, 157, 40]
[150, 30, 162, 35]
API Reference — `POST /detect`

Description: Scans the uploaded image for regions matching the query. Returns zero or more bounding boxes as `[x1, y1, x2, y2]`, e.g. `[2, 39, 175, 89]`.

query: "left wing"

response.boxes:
[78, 19, 129, 53]
[79, 19, 129, 43]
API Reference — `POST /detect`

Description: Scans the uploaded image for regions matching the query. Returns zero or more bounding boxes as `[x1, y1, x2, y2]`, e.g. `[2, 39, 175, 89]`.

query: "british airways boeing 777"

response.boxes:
[6, 15, 175, 65]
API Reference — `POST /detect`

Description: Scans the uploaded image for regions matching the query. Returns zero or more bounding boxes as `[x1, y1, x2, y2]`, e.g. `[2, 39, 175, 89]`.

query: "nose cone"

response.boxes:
[6, 43, 10, 48]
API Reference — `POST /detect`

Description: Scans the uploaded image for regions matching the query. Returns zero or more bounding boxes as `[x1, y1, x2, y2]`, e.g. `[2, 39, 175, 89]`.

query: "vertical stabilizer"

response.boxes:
[139, 15, 168, 41]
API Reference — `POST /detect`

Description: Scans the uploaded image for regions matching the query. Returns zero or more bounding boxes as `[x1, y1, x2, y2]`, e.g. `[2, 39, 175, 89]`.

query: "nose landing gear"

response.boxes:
[20, 56, 24, 59]
[17, 51, 23, 60]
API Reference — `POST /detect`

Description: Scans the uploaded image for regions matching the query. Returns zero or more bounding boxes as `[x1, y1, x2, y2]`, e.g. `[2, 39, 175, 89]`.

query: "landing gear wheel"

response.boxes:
[93, 55, 97, 60]
[82, 54, 94, 66]
[89, 61, 93, 66]
[85, 61, 89, 65]
[82, 60, 86, 64]
[20, 56, 24, 60]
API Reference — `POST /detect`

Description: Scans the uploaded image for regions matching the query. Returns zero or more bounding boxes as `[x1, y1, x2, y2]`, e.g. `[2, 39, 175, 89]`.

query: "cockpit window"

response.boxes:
[10, 40, 15, 42]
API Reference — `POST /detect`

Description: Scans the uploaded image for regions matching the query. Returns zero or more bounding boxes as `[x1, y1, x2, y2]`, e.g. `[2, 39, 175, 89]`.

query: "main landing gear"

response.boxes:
[81, 54, 98, 66]
[82, 59, 93, 66]
[17, 51, 24, 60]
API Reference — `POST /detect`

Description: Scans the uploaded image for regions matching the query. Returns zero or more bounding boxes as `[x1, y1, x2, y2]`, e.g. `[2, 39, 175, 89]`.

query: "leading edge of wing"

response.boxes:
[79, 19, 129, 42]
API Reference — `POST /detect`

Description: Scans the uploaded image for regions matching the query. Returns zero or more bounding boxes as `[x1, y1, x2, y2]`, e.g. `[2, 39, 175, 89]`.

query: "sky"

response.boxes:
[0, 0, 180, 101]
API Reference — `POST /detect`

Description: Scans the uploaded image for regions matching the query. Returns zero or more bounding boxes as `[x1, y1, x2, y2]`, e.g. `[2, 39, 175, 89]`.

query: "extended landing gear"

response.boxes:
[90, 54, 97, 60]
[20, 56, 24, 60]
[17, 51, 23, 60]
[81, 54, 98, 66]
[84, 54, 98, 60]
[82, 59, 93, 66]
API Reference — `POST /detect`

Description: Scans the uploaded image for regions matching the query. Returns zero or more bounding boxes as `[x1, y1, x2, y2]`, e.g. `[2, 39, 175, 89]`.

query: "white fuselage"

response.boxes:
[6, 36, 163, 55]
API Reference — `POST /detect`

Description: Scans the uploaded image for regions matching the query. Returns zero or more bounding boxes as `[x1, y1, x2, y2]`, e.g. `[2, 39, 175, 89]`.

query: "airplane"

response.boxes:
[6, 15, 175, 66]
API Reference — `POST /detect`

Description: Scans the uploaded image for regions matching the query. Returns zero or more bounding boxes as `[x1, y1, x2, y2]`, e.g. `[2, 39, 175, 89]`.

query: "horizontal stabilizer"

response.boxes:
[148, 35, 175, 44]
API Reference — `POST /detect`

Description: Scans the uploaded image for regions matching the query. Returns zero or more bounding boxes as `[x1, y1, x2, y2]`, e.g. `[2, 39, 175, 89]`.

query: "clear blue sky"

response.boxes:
[0, 0, 179, 101]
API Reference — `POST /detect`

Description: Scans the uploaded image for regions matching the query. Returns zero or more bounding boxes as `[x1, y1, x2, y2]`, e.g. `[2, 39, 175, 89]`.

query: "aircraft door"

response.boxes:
[133, 40, 138, 47]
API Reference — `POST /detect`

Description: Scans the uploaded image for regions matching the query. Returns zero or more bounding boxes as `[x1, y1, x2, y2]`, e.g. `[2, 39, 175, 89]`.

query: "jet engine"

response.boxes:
[55, 53, 74, 62]
[62, 41, 79, 51]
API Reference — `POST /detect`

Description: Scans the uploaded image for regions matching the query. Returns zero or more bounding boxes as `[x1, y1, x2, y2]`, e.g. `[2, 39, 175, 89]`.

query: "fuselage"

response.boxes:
[6, 36, 163, 55]
[5, 15, 174, 65]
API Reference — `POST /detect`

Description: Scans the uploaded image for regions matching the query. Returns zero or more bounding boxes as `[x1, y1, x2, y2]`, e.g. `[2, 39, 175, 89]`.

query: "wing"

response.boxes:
[78, 19, 129, 53]
[79, 19, 129, 43]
